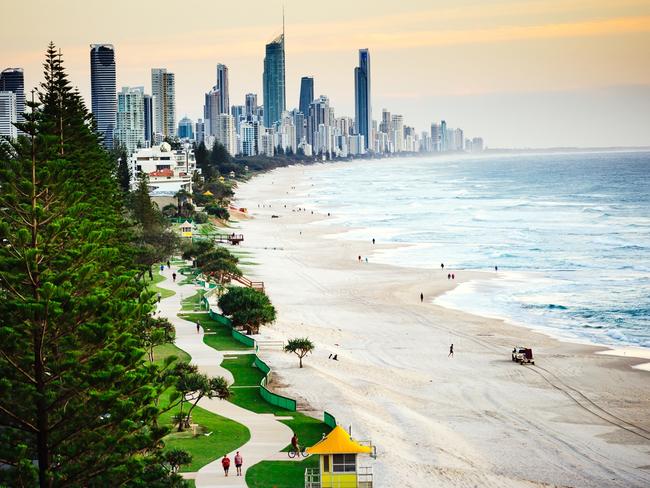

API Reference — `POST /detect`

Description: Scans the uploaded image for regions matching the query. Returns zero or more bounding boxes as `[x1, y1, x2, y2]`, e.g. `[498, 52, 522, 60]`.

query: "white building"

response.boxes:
[216, 113, 236, 156]
[297, 139, 312, 156]
[129, 142, 196, 199]
[348, 134, 365, 155]
[114, 86, 145, 155]
[151, 68, 175, 138]
[391, 114, 404, 152]
[0, 91, 17, 139]
[260, 129, 275, 157]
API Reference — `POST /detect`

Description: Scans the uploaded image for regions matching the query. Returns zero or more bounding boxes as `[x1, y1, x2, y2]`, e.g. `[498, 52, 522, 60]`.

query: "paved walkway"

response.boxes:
[156, 265, 294, 488]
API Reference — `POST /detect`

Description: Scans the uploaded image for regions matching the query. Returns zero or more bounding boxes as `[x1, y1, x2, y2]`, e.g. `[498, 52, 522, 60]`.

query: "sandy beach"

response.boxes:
[232, 164, 650, 488]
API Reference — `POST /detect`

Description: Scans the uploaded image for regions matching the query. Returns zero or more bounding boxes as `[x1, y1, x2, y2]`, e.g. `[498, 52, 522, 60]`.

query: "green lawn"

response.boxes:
[221, 355, 265, 386]
[145, 266, 175, 300]
[246, 456, 318, 488]
[179, 312, 253, 351]
[181, 290, 206, 311]
[152, 343, 191, 364]
[159, 390, 250, 472]
[152, 344, 250, 473]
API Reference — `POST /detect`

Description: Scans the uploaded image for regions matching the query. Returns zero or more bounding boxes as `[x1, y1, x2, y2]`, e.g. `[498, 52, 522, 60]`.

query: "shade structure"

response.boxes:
[306, 426, 372, 455]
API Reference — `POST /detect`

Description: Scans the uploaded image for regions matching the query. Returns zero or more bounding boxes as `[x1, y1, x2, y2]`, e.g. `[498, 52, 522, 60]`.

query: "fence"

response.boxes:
[323, 411, 337, 429]
[255, 356, 297, 411]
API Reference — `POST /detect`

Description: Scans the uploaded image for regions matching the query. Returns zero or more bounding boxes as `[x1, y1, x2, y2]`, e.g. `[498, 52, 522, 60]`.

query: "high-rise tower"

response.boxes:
[0, 68, 25, 133]
[151, 68, 176, 138]
[216, 64, 230, 115]
[298, 76, 313, 116]
[263, 15, 286, 127]
[90, 44, 116, 148]
[354, 48, 371, 150]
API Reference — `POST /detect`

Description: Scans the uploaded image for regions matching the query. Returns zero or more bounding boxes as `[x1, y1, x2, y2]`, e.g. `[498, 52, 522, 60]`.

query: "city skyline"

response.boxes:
[2, 0, 650, 148]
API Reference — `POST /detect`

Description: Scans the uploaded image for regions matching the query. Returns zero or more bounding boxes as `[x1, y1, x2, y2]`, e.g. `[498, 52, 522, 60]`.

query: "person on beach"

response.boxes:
[420, 292, 424, 302]
[495, 265, 498, 272]
[358, 255, 361, 262]
[447, 273, 451, 280]
[172, 272, 177, 282]
[449, 344, 454, 357]
[234, 451, 243, 476]
[452, 273, 455, 280]
[222, 454, 231, 476]
[441, 263, 444, 270]
[372, 238, 375, 244]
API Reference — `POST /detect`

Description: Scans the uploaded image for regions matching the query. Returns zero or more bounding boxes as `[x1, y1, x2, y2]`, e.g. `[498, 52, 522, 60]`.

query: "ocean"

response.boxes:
[296, 151, 650, 349]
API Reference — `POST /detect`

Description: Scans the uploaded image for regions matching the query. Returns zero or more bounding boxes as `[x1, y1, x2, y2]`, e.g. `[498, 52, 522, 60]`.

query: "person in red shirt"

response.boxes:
[221, 454, 231, 476]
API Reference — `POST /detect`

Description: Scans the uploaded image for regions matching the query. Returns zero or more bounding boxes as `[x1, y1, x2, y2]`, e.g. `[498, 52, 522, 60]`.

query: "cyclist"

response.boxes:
[291, 433, 299, 454]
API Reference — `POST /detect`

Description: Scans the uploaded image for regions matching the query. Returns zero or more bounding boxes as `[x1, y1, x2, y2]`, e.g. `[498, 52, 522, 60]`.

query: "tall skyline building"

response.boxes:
[354, 48, 371, 150]
[0, 91, 17, 139]
[263, 30, 286, 127]
[114, 86, 145, 155]
[245, 93, 258, 118]
[90, 44, 116, 148]
[178, 116, 194, 140]
[216, 113, 237, 156]
[204, 88, 221, 136]
[0, 68, 25, 132]
[391, 114, 404, 152]
[215, 63, 230, 115]
[151, 68, 176, 138]
[298, 76, 313, 116]
[440, 120, 448, 152]
[143, 93, 154, 145]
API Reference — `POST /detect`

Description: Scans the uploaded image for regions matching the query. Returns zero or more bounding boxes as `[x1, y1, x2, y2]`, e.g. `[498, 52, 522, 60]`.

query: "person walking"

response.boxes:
[372, 238, 375, 244]
[166, 259, 170, 268]
[172, 272, 177, 282]
[447, 273, 451, 280]
[441, 263, 444, 270]
[452, 273, 455, 280]
[221, 454, 231, 476]
[495, 265, 498, 272]
[448, 344, 454, 358]
[234, 451, 243, 476]
[196, 321, 200, 333]
[420, 292, 424, 302]
[157, 292, 162, 303]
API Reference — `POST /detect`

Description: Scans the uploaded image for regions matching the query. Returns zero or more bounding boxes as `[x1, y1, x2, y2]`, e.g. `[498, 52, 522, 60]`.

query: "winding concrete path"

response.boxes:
[156, 265, 293, 487]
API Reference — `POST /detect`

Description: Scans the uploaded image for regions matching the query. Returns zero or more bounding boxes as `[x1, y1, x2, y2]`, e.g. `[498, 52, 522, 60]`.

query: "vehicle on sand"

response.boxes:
[512, 346, 535, 365]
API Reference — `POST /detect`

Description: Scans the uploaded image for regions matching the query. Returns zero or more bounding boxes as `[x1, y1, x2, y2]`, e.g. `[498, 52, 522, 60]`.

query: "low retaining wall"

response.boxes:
[323, 411, 337, 428]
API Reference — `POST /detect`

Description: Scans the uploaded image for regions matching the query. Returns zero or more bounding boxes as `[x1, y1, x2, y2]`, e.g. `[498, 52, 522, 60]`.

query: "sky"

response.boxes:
[2, 0, 650, 148]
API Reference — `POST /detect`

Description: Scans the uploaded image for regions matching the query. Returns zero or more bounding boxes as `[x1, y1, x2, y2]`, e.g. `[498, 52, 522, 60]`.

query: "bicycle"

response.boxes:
[288, 445, 308, 458]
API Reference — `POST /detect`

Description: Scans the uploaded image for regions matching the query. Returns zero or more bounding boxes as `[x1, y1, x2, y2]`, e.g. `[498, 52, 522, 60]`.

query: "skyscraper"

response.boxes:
[0, 91, 17, 139]
[216, 113, 237, 156]
[216, 64, 230, 115]
[0, 68, 25, 132]
[298, 76, 313, 116]
[178, 116, 194, 140]
[354, 49, 371, 150]
[204, 89, 221, 136]
[90, 45, 116, 148]
[143, 94, 154, 145]
[245, 93, 258, 118]
[440, 120, 448, 151]
[114, 86, 145, 155]
[391, 114, 404, 152]
[263, 31, 286, 127]
[151, 68, 176, 139]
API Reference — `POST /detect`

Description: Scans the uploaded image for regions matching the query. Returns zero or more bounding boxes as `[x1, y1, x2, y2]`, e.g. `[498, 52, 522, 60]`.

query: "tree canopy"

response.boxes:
[218, 287, 276, 334]
[284, 338, 315, 368]
[0, 43, 185, 487]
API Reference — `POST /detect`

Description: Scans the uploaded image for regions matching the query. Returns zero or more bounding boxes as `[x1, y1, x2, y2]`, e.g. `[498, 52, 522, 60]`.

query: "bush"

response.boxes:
[193, 212, 209, 224]
[205, 205, 230, 220]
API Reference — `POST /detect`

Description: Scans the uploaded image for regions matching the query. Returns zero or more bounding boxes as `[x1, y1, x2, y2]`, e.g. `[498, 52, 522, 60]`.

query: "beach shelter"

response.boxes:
[180, 220, 193, 238]
[305, 425, 374, 488]
[202, 190, 214, 197]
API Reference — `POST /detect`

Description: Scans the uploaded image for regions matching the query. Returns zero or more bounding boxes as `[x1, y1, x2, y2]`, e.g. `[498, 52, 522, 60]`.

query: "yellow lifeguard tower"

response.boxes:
[305, 426, 375, 488]
[180, 220, 193, 238]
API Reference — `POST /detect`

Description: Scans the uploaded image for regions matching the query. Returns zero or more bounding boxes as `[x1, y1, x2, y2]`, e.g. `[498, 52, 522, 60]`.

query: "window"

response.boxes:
[332, 454, 356, 473]
[323, 455, 330, 472]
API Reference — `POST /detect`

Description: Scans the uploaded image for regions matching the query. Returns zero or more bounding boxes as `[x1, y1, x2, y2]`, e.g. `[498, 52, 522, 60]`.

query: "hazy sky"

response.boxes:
[3, 0, 650, 147]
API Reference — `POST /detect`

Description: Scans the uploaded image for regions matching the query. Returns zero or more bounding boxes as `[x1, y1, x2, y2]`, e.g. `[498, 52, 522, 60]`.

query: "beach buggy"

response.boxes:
[512, 346, 535, 365]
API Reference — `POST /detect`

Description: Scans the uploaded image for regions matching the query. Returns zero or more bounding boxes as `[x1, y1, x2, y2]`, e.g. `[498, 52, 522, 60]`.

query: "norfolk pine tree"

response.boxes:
[0, 44, 184, 487]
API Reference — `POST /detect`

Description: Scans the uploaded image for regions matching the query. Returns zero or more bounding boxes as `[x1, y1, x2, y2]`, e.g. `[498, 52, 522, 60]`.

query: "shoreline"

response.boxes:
[240, 162, 650, 369]
[232, 164, 650, 487]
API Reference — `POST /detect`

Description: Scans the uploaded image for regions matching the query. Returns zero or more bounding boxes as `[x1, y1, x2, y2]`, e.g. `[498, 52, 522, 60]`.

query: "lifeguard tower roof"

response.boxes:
[306, 426, 372, 455]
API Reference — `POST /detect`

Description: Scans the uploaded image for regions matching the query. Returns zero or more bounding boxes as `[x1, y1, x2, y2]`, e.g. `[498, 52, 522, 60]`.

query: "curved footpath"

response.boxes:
[156, 265, 293, 488]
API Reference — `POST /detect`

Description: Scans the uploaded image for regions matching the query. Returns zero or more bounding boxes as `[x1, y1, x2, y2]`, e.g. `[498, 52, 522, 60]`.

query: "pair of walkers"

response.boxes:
[221, 451, 243, 477]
